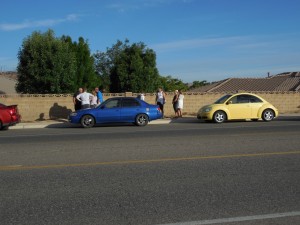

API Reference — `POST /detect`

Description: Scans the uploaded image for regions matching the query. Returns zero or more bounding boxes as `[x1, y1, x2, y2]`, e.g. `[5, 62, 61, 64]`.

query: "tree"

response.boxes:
[158, 75, 188, 92]
[16, 29, 77, 94]
[93, 50, 111, 92]
[62, 36, 100, 90]
[188, 80, 210, 90]
[94, 39, 160, 93]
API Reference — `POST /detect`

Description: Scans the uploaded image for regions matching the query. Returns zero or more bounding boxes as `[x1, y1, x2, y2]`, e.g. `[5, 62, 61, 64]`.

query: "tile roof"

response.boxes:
[189, 72, 300, 92]
[0, 74, 17, 94]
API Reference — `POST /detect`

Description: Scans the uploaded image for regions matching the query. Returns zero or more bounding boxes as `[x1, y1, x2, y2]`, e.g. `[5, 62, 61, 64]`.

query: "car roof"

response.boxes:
[231, 92, 262, 97]
[228, 92, 267, 101]
[108, 97, 139, 100]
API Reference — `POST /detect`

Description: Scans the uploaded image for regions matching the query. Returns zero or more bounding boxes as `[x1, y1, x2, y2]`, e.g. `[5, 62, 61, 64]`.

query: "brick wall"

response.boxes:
[1, 92, 299, 122]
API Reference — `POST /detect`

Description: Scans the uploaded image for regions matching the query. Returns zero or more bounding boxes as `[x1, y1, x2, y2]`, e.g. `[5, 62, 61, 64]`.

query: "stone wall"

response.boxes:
[1, 92, 299, 122]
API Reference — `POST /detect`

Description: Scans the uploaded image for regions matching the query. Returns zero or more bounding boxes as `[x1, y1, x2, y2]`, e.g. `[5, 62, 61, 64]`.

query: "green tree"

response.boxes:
[188, 80, 210, 90]
[158, 75, 188, 92]
[62, 36, 100, 90]
[94, 40, 124, 92]
[16, 29, 77, 93]
[94, 39, 160, 93]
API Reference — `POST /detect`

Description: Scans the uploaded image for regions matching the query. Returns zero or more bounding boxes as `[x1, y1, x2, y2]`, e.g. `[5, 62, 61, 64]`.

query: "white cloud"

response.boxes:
[106, 0, 193, 12]
[152, 33, 300, 54]
[152, 36, 246, 52]
[0, 14, 79, 31]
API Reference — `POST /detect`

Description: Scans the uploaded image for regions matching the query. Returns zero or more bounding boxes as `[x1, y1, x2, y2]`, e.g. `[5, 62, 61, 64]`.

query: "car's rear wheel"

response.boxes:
[135, 114, 149, 126]
[213, 111, 226, 123]
[80, 115, 95, 128]
[0, 121, 8, 130]
[262, 109, 275, 122]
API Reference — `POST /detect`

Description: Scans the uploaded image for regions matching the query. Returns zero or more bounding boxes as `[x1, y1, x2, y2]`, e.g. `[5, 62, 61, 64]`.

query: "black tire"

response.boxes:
[213, 111, 226, 123]
[262, 109, 275, 122]
[80, 115, 95, 128]
[135, 114, 149, 126]
[2, 126, 9, 130]
[0, 121, 8, 130]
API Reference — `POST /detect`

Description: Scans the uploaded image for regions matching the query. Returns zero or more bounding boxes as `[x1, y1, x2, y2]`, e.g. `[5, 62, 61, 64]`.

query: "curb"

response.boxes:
[9, 114, 300, 129]
[10, 118, 175, 129]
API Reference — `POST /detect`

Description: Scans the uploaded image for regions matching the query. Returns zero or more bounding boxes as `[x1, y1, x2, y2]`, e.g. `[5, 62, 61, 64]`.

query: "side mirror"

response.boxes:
[227, 101, 232, 105]
[100, 105, 105, 109]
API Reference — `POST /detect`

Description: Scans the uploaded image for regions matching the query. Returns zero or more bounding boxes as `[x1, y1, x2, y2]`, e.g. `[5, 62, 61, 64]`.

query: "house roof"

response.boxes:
[189, 72, 300, 92]
[2, 71, 300, 94]
[0, 72, 17, 94]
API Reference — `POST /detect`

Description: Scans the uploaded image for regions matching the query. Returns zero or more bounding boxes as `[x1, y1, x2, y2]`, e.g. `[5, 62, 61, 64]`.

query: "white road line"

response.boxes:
[156, 211, 300, 225]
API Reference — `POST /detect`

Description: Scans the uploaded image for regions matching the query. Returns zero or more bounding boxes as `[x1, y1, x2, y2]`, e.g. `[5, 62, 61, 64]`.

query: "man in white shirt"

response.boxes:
[76, 87, 93, 109]
[155, 87, 166, 118]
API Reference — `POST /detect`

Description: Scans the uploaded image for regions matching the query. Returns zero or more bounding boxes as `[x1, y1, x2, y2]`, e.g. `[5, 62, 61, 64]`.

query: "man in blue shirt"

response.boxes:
[95, 87, 104, 104]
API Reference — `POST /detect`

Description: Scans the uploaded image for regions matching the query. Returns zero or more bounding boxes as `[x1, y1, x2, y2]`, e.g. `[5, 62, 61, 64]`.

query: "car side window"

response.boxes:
[237, 95, 250, 103]
[249, 95, 263, 103]
[121, 98, 141, 107]
[228, 96, 238, 104]
[104, 99, 120, 108]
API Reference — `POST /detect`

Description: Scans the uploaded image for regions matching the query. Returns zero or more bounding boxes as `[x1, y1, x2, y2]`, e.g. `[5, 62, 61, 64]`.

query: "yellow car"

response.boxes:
[197, 93, 279, 123]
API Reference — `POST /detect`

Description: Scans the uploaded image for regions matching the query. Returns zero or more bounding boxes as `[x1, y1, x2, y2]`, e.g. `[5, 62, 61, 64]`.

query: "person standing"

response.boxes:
[73, 87, 83, 111]
[90, 90, 98, 108]
[172, 90, 179, 118]
[177, 90, 184, 118]
[138, 91, 145, 101]
[76, 87, 93, 109]
[95, 87, 104, 104]
[155, 88, 166, 118]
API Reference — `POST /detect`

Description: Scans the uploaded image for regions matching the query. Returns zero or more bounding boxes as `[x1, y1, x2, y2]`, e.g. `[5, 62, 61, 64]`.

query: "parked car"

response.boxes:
[197, 93, 279, 123]
[69, 97, 163, 128]
[0, 103, 21, 130]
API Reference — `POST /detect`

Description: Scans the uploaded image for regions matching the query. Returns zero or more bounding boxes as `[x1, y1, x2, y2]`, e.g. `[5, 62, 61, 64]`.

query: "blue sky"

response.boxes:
[1, 0, 300, 82]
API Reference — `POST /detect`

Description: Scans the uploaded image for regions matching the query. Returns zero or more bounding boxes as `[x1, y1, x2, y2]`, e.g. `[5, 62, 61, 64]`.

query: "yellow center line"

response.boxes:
[0, 151, 300, 171]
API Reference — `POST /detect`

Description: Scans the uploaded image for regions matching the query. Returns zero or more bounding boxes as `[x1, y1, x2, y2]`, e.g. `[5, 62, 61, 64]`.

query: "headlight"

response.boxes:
[204, 107, 212, 113]
[70, 112, 77, 116]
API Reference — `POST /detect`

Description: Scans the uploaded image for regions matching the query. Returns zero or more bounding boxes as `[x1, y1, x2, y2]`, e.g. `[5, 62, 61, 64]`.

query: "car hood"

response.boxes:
[201, 104, 215, 109]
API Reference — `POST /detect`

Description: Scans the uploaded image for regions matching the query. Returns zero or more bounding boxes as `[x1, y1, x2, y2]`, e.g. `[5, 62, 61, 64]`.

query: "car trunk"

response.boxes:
[6, 104, 21, 123]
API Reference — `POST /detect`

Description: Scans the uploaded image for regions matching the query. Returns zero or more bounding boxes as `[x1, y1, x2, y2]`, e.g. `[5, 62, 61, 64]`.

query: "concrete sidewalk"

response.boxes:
[10, 118, 174, 129]
[9, 113, 300, 129]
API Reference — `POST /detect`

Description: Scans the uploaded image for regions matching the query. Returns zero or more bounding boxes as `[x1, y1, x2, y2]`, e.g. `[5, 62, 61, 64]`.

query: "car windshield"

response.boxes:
[214, 94, 232, 104]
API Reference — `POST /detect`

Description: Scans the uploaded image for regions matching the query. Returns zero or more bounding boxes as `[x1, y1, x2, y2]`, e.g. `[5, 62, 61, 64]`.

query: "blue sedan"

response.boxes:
[69, 97, 163, 128]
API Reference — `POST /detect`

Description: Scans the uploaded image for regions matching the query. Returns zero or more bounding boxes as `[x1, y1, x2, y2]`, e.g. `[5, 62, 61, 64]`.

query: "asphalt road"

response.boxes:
[0, 118, 300, 225]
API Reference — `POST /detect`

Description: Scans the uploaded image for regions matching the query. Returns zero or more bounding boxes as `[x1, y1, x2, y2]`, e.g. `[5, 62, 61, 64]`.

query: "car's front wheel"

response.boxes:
[135, 114, 149, 126]
[80, 115, 95, 128]
[262, 109, 275, 122]
[213, 111, 227, 123]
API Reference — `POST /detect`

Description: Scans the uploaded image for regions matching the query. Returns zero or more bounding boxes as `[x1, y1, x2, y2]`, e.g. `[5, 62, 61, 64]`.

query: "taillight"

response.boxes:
[8, 107, 17, 115]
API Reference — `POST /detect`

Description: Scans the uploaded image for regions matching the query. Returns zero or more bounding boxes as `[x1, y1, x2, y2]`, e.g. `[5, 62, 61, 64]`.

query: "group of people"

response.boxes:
[171, 89, 184, 118]
[73, 86, 183, 117]
[73, 87, 104, 111]
[155, 88, 184, 118]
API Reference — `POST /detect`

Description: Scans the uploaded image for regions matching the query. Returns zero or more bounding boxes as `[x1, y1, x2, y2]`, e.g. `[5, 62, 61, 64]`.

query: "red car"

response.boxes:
[0, 103, 21, 130]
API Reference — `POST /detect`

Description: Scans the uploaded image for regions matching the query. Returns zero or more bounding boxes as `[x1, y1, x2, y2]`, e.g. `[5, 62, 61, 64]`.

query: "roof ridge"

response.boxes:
[208, 78, 232, 92]
[294, 80, 300, 91]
